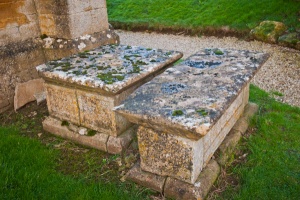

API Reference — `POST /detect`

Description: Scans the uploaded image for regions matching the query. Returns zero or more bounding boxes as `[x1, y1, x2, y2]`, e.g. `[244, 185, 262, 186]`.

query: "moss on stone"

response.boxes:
[197, 109, 208, 116]
[97, 72, 125, 84]
[213, 49, 224, 55]
[172, 110, 184, 116]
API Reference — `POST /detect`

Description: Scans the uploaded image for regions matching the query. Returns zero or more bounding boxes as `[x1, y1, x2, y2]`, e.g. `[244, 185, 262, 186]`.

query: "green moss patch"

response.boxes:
[172, 110, 184, 116]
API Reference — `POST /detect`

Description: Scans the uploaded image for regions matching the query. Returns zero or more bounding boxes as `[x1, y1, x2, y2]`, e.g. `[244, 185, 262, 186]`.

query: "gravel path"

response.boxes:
[117, 30, 300, 107]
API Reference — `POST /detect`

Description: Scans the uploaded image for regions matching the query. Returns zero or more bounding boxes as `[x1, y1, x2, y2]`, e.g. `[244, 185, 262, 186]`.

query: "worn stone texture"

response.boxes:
[77, 90, 115, 134]
[43, 116, 108, 151]
[44, 83, 80, 125]
[164, 160, 220, 200]
[77, 89, 132, 136]
[126, 162, 166, 193]
[250, 21, 287, 44]
[116, 49, 269, 140]
[0, 0, 40, 45]
[138, 126, 204, 184]
[14, 78, 45, 111]
[106, 125, 137, 154]
[0, 38, 45, 112]
[35, 0, 109, 39]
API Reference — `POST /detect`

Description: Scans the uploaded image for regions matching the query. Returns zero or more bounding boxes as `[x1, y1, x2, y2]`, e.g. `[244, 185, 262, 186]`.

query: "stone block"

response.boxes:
[38, 10, 108, 39]
[203, 98, 245, 164]
[68, 10, 109, 38]
[138, 126, 204, 184]
[44, 83, 80, 124]
[14, 78, 45, 111]
[164, 160, 220, 200]
[203, 86, 244, 151]
[216, 129, 242, 166]
[68, 0, 90, 13]
[107, 125, 137, 154]
[77, 90, 115, 134]
[43, 116, 108, 151]
[243, 102, 259, 119]
[89, 0, 107, 9]
[126, 162, 166, 193]
[18, 15, 40, 39]
[232, 117, 249, 134]
[38, 14, 70, 38]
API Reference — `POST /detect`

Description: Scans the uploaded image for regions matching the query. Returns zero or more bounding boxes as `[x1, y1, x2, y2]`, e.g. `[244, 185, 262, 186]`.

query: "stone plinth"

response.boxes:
[37, 44, 182, 152]
[116, 48, 269, 182]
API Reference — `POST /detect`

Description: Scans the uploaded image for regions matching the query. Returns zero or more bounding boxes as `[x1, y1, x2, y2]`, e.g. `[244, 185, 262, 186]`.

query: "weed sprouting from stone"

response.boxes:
[61, 120, 69, 126]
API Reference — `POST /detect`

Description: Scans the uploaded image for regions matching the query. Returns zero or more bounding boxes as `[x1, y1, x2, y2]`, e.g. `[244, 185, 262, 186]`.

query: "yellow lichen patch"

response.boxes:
[0, 0, 29, 28]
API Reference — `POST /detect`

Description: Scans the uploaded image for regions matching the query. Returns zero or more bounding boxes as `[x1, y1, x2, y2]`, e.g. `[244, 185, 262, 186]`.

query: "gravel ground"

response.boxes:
[117, 30, 300, 107]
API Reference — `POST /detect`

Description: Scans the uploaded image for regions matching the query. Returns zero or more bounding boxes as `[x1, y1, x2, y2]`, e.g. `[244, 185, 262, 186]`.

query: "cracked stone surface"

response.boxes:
[37, 44, 183, 94]
[116, 49, 269, 140]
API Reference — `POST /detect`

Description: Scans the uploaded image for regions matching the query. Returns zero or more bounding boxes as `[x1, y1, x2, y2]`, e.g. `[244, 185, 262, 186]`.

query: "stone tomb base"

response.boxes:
[126, 102, 259, 200]
[43, 116, 137, 154]
[137, 84, 249, 184]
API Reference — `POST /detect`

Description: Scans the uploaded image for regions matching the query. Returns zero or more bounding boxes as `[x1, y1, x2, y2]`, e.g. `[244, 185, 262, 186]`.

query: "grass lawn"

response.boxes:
[107, 0, 300, 33]
[0, 85, 299, 199]
[211, 85, 300, 199]
[0, 126, 154, 200]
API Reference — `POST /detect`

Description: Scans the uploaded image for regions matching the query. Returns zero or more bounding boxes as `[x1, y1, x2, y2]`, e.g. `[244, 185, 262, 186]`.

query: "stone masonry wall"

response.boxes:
[0, 0, 118, 113]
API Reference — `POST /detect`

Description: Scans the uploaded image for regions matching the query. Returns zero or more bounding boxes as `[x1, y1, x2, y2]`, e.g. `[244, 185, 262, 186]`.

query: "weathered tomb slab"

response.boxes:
[116, 48, 269, 183]
[37, 44, 182, 146]
[116, 49, 269, 140]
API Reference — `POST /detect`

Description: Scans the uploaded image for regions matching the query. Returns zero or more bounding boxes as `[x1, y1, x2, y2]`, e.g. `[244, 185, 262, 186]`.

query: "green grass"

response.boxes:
[0, 127, 152, 200]
[107, 0, 300, 31]
[218, 85, 300, 199]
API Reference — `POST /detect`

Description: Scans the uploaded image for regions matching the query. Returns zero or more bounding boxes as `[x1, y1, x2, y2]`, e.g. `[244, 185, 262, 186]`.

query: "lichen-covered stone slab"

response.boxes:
[36, 44, 183, 94]
[116, 49, 269, 140]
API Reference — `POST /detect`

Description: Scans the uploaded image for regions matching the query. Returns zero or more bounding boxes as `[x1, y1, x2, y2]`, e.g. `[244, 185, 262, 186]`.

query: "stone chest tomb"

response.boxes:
[116, 48, 269, 184]
[37, 44, 182, 154]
